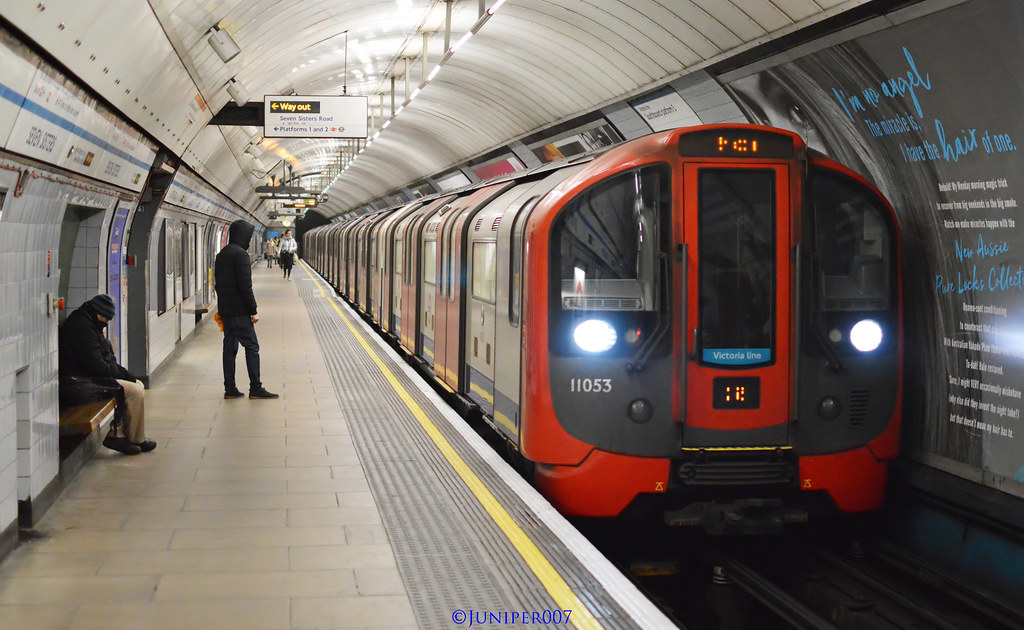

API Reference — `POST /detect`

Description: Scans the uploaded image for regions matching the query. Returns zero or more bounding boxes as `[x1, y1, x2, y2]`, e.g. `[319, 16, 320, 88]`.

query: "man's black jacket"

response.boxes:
[58, 304, 133, 381]
[214, 220, 258, 317]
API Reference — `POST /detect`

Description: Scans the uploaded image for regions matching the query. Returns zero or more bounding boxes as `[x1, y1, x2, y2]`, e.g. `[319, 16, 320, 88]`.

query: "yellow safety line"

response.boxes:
[300, 263, 603, 630]
[680, 446, 793, 452]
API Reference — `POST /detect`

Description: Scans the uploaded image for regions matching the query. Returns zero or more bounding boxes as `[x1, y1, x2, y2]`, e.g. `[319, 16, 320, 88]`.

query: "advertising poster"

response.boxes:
[723, 0, 1024, 493]
[108, 205, 131, 362]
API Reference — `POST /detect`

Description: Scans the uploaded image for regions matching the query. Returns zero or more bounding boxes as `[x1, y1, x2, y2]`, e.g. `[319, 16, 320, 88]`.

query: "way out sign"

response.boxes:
[264, 95, 368, 139]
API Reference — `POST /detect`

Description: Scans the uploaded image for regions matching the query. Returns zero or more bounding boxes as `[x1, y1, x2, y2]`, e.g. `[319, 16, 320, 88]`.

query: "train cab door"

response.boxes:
[681, 163, 792, 448]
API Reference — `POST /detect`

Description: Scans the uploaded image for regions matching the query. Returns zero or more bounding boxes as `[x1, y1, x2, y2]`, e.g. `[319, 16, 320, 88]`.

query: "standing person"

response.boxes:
[59, 294, 157, 455]
[278, 229, 298, 280]
[265, 237, 277, 268]
[214, 220, 278, 399]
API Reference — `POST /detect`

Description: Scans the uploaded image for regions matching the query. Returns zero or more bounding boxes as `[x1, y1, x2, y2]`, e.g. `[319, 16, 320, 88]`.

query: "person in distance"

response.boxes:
[278, 229, 298, 280]
[214, 220, 278, 399]
[58, 294, 157, 455]
[265, 236, 277, 268]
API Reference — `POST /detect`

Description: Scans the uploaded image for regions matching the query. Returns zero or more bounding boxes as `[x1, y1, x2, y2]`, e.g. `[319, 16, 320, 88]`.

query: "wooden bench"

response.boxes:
[58, 399, 116, 437]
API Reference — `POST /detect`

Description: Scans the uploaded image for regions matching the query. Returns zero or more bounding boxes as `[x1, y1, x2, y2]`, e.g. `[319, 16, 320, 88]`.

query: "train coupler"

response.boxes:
[664, 499, 808, 535]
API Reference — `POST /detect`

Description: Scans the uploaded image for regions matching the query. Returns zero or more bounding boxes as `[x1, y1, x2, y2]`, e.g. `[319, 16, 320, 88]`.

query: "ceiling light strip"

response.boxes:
[326, 0, 508, 195]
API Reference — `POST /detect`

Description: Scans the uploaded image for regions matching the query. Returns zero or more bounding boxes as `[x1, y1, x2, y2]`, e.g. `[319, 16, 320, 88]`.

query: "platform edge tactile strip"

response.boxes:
[295, 271, 645, 630]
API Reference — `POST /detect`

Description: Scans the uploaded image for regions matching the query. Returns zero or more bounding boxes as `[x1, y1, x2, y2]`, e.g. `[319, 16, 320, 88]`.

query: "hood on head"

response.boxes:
[228, 220, 254, 248]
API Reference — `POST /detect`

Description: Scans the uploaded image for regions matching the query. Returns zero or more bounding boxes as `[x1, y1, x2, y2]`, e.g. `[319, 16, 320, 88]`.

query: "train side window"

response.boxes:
[509, 195, 541, 327]
[472, 241, 497, 303]
[423, 239, 437, 286]
[405, 224, 414, 286]
[394, 235, 403, 277]
[442, 215, 458, 301]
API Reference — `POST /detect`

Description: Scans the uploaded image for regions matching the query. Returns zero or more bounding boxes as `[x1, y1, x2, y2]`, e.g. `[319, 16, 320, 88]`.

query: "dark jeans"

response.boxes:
[222, 315, 262, 392]
[279, 253, 294, 277]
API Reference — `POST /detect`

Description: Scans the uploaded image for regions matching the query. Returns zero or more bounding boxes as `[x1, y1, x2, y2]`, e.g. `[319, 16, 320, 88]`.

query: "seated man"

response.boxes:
[58, 294, 156, 455]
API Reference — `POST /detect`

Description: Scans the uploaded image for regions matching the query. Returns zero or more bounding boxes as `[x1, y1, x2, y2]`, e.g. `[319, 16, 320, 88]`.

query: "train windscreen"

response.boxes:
[698, 169, 776, 365]
[551, 164, 671, 356]
[809, 170, 893, 312]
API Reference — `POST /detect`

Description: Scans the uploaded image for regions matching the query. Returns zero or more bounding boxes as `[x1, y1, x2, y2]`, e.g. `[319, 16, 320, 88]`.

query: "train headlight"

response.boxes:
[850, 319, 883, 352]
[573, 319, 617, 353]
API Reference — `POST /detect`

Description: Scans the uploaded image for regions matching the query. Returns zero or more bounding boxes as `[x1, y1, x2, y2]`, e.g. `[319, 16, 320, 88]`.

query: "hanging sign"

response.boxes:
[264, 95, 368, 138]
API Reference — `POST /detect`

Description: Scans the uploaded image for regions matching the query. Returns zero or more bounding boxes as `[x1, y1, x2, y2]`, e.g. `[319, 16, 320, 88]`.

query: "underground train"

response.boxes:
[305, 124, 903, 533]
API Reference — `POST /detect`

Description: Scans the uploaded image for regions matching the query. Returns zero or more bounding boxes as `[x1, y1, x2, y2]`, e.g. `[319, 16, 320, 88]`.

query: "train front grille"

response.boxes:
[676, 453, 795, 486]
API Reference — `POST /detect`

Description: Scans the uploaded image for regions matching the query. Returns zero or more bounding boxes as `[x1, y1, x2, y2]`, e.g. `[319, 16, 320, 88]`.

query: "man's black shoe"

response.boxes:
[135, 438, 157, 453]
[103, 436, 141, 455]
[224, 389, 245, 399]
[249, 388, 279, 399]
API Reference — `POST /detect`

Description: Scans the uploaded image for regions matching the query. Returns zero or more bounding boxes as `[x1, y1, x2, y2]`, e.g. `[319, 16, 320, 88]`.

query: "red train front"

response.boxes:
[521, 125, 902, 532]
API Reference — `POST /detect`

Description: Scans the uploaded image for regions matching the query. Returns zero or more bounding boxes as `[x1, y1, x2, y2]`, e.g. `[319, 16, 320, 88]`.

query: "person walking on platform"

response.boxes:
[265, 237, 277, 268]
[214, 220, 279, 400]
[58, 294, 157, 455]
[278, 229, 298, 280]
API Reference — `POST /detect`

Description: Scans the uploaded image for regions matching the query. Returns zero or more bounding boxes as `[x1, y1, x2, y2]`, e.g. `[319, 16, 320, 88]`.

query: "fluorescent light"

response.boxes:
[395, 105, 404, 114]
[382, 119, 391, 129]
[488, 0, 506, 14]
[426, 65, 441, 81]
[449, 31, 473, 53]
[410, 87, 421, 100]
[373, 131, 381, 139]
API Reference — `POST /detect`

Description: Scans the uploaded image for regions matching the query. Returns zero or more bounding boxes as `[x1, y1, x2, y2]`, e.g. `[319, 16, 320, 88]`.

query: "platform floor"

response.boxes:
[0, 262, 672, 630]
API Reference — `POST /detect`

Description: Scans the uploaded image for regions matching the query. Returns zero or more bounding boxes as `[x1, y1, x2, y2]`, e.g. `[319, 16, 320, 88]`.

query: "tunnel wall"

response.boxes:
[716, 0, 1024, 500]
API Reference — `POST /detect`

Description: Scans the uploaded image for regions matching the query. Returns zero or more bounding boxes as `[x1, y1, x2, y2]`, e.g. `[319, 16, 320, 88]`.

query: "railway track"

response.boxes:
[588, 520, 1024, 630]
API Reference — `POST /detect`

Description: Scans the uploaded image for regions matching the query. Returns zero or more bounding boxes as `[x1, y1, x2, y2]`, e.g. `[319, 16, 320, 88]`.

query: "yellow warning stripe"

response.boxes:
[680, 446, 793, 452]
[470, 380, 495, 405]
[494, 410, 518, 434]
[301, 263, 603, 630]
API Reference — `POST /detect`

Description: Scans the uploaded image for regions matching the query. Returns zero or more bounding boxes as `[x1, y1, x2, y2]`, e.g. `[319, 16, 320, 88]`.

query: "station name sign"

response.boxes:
[264, 95, 368, 139]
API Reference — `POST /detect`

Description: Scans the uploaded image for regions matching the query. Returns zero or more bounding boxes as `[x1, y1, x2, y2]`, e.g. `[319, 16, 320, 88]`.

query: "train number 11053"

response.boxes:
[569, 378, 612, 393]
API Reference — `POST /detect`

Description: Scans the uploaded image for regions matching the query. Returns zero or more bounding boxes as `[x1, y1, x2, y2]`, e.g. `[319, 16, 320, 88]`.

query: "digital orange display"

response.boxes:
[718, 136, 758, 154]
[713, 377, 760, 409]
[679, 128, 794, 158]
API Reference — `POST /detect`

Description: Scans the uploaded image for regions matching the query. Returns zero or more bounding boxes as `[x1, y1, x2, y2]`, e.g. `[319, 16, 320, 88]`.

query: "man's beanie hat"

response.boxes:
[87, 294, 116, 319]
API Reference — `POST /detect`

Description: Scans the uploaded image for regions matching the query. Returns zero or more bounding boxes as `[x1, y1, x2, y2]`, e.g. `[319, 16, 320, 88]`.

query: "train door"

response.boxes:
[368, 217, 385, 321]
[682, 163, 792, 447]
[389, 227, 404, 334]
[435, 184, 510, 392]
[380, 203, 421, 333]
[433, 208, 458, 385]
[345, 220, 360, 298]
[466, 211, 501, 416]
[421, 214, 443, 366]
[403, 198, 451, 355]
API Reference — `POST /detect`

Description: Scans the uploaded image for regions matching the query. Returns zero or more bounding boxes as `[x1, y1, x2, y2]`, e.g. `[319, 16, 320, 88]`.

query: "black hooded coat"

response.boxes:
[214, 220, 258, 317]
[59, 302, 134, 381]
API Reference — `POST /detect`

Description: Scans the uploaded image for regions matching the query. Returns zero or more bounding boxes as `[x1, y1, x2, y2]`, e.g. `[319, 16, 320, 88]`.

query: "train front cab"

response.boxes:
[522, 126, 902, 531]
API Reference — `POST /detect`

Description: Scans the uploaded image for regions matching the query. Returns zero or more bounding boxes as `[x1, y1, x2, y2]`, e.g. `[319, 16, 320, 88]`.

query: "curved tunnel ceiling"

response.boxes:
[2, 0, 871, 220]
